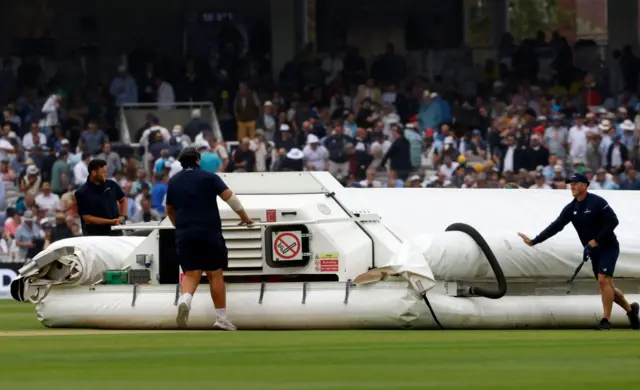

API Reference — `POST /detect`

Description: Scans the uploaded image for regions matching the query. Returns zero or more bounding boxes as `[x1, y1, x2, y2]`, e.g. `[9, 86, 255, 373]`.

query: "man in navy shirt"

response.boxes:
[75, 159, 127, 236]
[165, 147, 253, 331]
[519, 173, 640, 330]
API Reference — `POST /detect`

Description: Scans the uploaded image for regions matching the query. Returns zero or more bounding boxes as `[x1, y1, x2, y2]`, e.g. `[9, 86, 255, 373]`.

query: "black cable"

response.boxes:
[422, 293, 444, 330]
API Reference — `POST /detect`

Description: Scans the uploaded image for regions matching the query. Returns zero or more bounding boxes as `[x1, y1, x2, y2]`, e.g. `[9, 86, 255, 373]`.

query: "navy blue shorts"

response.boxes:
[176, 234, 228, 272]
[590, 245, 619, 278]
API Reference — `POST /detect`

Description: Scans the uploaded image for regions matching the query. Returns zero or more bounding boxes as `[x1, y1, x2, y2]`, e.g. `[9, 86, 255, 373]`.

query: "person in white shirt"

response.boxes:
[38, 93, 61, 137]
[168, 159, 183, 178]
[251, 130, 269, 172]
[22, 121, 47, 150]
[303, 134, 329, 171]
[438, 155, 459, 179]
[0, 124, 15, 161]
[156, 76, 175, 109]
[35, 182, 61, 211]
[139, 117, 171, 149]
[529, 174, 552, 189]
[73, 152, 90, 186]
[567, 114, 588, 163]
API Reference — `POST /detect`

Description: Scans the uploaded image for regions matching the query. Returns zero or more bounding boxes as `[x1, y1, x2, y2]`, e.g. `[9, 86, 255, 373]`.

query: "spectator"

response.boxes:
[324, 121, 353, 177]
[156, 75, 176, 109]
[15, 210, 42, 261]
[34, 182, 60, 212]
[20, 165, 42, 196]
[109, 65, 138, 106]
[131, 197, 163, 223]
[230, 138, 255, 172]
[198, 140, 223, 173]
[51, 212, 73, 243]
[150, 174, 168, 214]
[96, 143, 122, 178]
[78, 120, 108, 156]
[22, 121, 47, 151]
[303, 133, 328, 171]
[234, 82, 261, 140]
[73, 152, 91, 186]
[379, 124, 412, 181]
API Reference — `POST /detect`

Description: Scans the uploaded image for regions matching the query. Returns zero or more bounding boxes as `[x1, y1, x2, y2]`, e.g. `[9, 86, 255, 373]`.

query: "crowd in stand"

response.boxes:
[1, 30, 640, 262]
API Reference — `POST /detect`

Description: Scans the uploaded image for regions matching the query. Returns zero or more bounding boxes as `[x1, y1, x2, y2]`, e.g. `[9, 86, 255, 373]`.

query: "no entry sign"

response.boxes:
[272, 231, 302, 261]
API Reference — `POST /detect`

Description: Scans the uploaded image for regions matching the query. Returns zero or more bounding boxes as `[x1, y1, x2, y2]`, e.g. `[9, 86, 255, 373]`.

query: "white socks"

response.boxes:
[181, 294, 227, 319]
[180, 293, 193, 307]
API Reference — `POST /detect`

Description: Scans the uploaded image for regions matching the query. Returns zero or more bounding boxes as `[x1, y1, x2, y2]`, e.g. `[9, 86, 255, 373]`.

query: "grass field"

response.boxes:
[0, 300, 638, 390]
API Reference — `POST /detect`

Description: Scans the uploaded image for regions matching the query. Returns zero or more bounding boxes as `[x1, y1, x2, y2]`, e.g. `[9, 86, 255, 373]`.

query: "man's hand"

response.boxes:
[239, 216, 254, 226]
[518, 232, 533, 246]
[588, 239, 598, 248]
[112, 217, 125, 225]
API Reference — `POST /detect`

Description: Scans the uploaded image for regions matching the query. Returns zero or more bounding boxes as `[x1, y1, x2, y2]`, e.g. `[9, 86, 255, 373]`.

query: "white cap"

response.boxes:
[306, 134, 319, 144]
[192, 109, 201, 118]
[60, 138, 70, 145]
[195, 140, 210, 150]
[264, 101, 274, 107]
[598, 119, 612, 131]
[27, 165, 39, 175]
[280, 124, 291, 132]
[172, 125, 183, 135]
[286, 148, 304, 160]
[621, 119, 636, 131]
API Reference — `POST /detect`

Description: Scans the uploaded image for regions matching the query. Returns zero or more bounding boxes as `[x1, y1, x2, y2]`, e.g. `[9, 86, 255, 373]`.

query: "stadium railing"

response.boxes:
[117, 101, 223, 146]
[117, 101, 223, 175]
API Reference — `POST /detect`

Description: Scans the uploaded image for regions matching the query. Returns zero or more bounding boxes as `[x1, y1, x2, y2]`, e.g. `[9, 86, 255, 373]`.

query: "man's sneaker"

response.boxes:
[176, 302, 190, 329]
[595, 318, 611, 330]
[214, 317, 237, 331]
[627, 302, 640, 330]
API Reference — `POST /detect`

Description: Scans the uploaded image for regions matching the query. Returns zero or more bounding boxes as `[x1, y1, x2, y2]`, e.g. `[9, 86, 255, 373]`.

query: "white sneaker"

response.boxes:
[214, 317, 237, 331]
[176, 301, 190, 329]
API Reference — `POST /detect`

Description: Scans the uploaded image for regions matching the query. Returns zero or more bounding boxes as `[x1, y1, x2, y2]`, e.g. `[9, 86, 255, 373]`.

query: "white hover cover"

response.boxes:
[416, 231, 640, 280]
[28, 236, 144, 285]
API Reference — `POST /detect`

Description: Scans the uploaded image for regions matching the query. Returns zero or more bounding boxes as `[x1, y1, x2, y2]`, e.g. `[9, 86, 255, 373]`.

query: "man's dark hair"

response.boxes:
[178, 146, 200, 168]
[82, 152, 91, 161]
[87, 159, 107, 174]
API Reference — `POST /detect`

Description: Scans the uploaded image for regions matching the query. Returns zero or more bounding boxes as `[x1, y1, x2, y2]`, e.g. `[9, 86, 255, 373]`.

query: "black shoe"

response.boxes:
[595, 318, 612, 330]
[627, 302, 640, 330]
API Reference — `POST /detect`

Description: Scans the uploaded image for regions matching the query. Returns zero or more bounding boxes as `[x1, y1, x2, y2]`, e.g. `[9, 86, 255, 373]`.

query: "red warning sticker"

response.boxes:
[266, 209, 276, 223]
[317, 253, 339, 272]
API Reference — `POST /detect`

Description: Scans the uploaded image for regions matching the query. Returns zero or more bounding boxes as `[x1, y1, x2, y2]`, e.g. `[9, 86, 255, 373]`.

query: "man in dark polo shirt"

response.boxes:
[166, 147, 253, 331]
[74, 159, 128, 236]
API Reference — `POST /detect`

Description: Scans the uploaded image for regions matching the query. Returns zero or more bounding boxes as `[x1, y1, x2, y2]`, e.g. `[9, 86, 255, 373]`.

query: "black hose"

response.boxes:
[422, 293, 444, 330]
[445, 223, 507, 299]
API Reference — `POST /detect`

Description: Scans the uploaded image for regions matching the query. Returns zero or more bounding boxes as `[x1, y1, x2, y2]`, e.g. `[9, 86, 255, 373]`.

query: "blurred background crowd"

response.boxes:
[1, 0, 639, 263]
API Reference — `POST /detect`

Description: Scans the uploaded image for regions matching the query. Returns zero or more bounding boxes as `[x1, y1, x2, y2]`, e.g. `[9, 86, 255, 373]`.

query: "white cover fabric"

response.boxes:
[34, 283, 640, 330]
[355, 235, 436, 292]
[416, 231, 640, 280]
[340, 189, 640, 279]
[30, 237, 144, 285]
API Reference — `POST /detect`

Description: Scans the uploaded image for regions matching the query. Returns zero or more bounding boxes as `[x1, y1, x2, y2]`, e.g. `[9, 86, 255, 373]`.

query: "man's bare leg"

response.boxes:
[205, 270, 236, 331]
[597, 274, 615, 320]
[612, 281, 640, 330]
[176, 270, 201, 328]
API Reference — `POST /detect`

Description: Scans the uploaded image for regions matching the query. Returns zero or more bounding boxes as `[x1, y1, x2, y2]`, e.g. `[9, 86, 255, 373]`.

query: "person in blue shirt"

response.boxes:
[196, 141, 222, 173]
[518, 173, 640, 330]
[165, 147, 253, 331]
[150, 174, 169, 214]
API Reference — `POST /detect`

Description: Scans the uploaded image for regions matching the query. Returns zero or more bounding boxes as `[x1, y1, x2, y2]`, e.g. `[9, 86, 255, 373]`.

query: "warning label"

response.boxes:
[272, 231, 303, 261]
[315, 253, 339, 272]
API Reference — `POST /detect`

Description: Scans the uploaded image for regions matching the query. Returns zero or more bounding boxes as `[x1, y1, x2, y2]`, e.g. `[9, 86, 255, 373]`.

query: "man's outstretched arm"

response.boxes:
[519, 205, 572, 246]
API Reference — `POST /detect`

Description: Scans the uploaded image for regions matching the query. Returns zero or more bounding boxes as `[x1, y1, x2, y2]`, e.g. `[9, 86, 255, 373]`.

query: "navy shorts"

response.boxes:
[176, 234, 228, 272]
[590, 245, 619, 278]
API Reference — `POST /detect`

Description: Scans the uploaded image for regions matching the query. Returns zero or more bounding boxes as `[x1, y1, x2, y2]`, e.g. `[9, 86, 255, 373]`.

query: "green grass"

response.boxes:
[1, 301, 639, 390]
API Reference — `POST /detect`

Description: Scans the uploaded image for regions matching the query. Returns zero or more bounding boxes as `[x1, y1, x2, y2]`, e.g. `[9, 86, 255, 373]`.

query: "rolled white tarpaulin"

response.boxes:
[25, 236, 145, 285]
[406, 231, 640, 280]
[34, 283, 640, 330]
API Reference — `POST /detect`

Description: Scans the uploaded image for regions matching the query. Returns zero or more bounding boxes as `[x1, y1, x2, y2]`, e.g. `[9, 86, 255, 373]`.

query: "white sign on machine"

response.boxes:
[271, 231, 304, 262]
